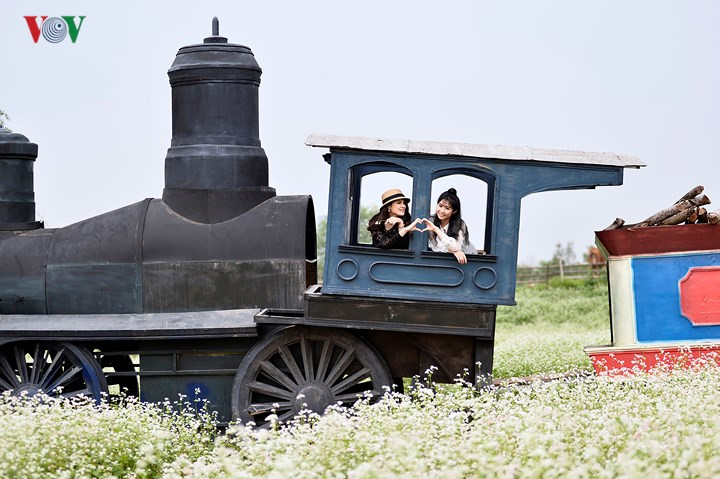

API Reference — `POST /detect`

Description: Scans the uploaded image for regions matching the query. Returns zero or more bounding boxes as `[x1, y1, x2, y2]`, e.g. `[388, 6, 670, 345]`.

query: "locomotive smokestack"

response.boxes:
[162, 19, 276, 223]
[0, 127, 42, 232]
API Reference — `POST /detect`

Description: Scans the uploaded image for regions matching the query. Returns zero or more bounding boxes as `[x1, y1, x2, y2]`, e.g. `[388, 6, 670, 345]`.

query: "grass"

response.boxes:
[8, 364, 720, 478]
[0, 393, 216, 479]
[493, 278, 610, 378]
[170, 364, 720, 478]
[17, 279, 718, 478]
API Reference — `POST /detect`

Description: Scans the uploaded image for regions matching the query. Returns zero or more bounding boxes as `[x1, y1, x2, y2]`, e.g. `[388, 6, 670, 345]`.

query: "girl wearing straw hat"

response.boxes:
[367, 189, 423, 249]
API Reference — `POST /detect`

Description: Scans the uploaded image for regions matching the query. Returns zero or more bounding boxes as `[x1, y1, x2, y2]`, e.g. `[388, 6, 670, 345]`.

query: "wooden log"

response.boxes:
[675, 185, 704, 204]
[659, 207, 695, 225]
[604, 217, 625, 230]
[686, 210, 698, 224]
[640, 195, 711, 226]
[709, 209, 720, 225]
[697, 207, 708, 223]
[688, 194, 711, 207]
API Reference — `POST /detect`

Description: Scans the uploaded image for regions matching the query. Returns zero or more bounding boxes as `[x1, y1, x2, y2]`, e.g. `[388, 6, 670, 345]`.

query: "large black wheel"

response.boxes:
[0, 341, 108, 403]
[232, 327, 392, 427]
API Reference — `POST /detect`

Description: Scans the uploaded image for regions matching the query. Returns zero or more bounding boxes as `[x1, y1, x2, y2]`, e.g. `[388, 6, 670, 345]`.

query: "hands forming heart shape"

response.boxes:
[390, 217, 441, 235]
[407, 218, 437, 233]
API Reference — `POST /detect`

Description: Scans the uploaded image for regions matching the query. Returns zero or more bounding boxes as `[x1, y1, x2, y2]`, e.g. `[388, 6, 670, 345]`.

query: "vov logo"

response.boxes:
[24, 16, 86, 44]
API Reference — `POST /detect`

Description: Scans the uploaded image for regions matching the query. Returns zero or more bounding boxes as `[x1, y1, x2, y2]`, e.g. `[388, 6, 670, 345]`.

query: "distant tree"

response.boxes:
[356, 204, 377, 244]
[316, 216, 327, 277]
[316, 204, 377, 280]
[541, 241, 577, 266]
[0, 109, 9, 129]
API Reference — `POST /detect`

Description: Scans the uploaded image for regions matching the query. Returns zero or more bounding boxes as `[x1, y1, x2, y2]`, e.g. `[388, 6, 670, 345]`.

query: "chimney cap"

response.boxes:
[204, 17, 228, 44]
[168, 19, 261, 84]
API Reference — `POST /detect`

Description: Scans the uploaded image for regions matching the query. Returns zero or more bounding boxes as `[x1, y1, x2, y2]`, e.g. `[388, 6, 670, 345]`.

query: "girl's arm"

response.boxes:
[425, 220, 461, 253]
[422, 219, 466, 264]
[385, 216, 404, 231]
[452, 228, 467, 264]
[371, 219, 422, 248]
[399, 218, 422, 237]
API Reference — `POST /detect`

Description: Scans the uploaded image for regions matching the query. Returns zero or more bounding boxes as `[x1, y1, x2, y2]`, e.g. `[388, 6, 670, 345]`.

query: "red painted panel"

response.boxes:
[679, 267, 720, 325]
[595, 224, 720, 257]
[587, 345, 720, 375]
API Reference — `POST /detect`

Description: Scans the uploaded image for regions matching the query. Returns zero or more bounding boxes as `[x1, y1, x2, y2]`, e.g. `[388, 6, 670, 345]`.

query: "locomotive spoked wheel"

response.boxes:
[0, 341, 108, 403]
[232, 327, 392, 427]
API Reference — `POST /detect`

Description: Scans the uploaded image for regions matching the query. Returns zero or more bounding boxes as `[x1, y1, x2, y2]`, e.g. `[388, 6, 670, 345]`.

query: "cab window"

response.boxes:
[430, 173, 490, 254]
[350, 166, 413, 246]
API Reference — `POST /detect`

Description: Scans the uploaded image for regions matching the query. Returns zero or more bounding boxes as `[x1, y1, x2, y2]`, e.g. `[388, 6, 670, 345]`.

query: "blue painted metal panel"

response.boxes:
[327, 247, 507, 304]
[369, 262, 464, 287]
[322, 150, 625, 305]
[633, 252, 720, 342]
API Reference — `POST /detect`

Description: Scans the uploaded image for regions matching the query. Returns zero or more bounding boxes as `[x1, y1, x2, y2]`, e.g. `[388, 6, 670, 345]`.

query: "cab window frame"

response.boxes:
[428, 167, 496, 255]
[347, 162, 415, 247]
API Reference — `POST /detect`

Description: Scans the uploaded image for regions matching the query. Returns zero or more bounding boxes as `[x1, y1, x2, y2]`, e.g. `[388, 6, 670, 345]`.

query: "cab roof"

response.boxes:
[306, 133, 645, 169]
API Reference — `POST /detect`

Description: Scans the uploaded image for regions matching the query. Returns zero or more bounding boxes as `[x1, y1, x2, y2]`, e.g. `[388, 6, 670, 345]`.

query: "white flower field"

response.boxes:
[2, 280, 719, 478]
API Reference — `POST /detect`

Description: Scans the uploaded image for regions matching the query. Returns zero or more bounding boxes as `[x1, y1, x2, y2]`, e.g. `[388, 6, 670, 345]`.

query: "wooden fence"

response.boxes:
[516, 261, 606, 285]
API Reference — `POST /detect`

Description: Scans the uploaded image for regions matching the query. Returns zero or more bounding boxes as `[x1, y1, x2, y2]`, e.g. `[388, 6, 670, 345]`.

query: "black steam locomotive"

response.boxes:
[0, 21, 641, 426]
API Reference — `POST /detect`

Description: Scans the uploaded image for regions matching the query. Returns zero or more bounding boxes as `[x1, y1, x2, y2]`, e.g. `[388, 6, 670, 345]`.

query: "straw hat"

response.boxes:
[380, 189, 411, 208]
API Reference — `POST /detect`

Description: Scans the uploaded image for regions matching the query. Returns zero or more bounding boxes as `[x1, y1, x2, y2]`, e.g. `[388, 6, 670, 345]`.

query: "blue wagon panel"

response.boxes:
[633, 252, 720, 343]
[587, 224, 720, 374]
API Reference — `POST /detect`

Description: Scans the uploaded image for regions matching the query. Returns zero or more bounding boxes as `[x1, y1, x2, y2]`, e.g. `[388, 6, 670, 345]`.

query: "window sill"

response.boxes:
[420, 251, 498, 262]
[338, 244, 414, 257]
[337, 245, 498, 262]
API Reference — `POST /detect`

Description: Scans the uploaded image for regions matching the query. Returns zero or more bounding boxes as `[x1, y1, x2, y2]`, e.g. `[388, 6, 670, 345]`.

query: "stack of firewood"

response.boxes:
[605, 185, 720, 230]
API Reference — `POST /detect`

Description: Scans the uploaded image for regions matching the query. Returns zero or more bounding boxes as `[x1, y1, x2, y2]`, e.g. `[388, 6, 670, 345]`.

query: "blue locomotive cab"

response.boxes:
[307, 134, 644, 306]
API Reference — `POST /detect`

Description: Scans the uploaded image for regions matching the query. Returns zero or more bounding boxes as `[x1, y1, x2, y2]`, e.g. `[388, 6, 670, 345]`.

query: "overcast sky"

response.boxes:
[2, 1, 718, 265]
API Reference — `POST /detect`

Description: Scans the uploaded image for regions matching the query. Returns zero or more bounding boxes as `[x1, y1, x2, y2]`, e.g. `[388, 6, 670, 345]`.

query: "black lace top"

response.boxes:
[369, 221, 410, 249]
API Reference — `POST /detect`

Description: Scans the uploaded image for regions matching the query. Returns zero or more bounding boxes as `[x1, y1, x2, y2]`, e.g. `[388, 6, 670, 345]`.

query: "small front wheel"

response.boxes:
[0, 341, 108, 403]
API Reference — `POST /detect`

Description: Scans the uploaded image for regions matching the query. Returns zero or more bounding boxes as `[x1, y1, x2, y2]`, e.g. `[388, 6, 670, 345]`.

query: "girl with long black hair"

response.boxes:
[422, 188, 475, 264]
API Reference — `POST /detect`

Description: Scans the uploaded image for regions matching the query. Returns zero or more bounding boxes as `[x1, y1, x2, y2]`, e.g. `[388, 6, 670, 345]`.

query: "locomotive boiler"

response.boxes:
[0, 20, 643, 427]
[0, 20, 315, 317]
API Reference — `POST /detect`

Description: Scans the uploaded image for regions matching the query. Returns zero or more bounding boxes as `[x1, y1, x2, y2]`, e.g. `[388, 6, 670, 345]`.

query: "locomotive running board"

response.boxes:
[0, 308, 260, 341]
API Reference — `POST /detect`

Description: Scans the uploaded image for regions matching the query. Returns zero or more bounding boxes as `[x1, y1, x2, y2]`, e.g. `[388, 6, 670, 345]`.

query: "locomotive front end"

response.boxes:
[0, 21, 316, 424]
